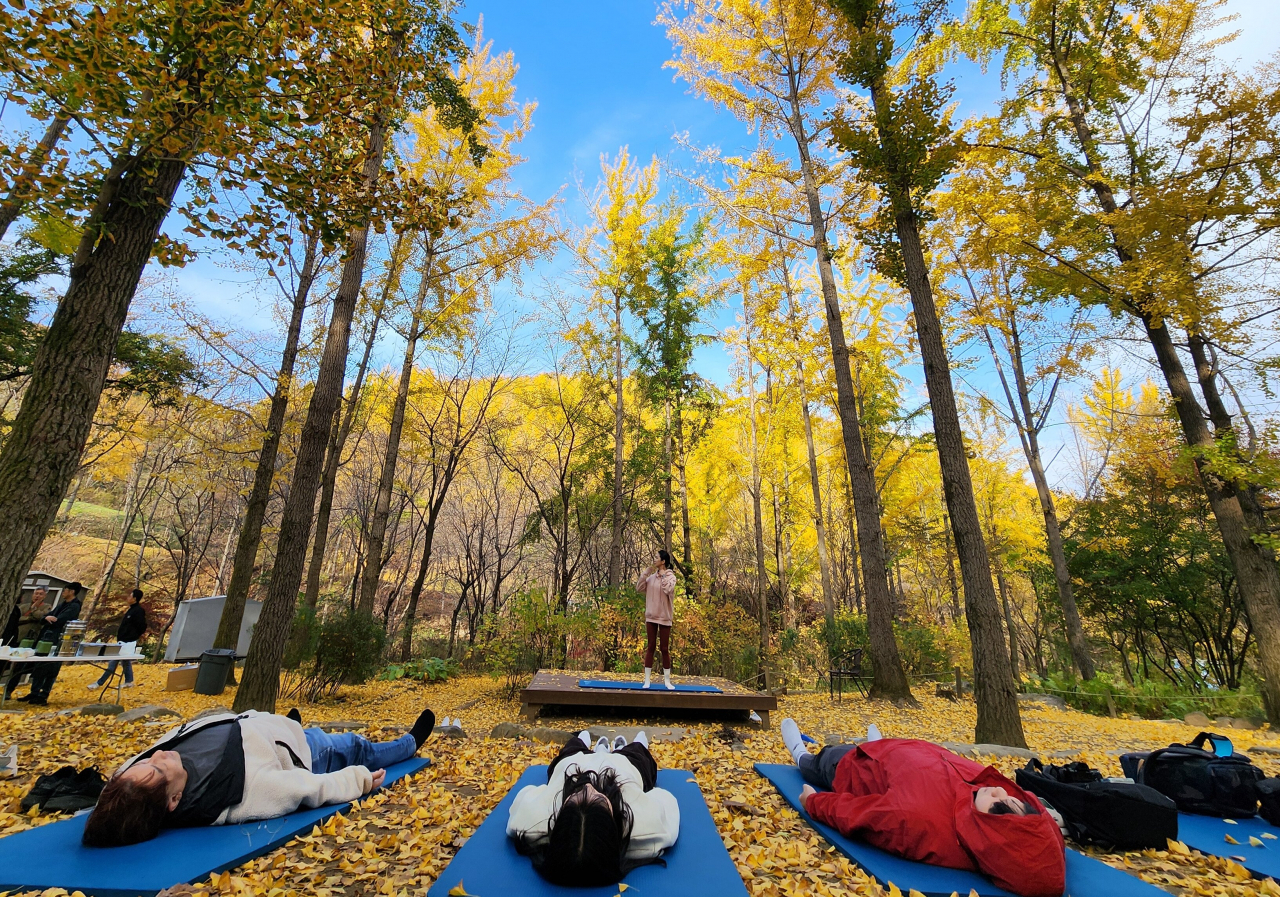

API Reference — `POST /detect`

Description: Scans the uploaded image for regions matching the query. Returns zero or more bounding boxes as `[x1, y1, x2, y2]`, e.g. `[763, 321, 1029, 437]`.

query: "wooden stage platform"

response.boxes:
[519, 670, 778, 728]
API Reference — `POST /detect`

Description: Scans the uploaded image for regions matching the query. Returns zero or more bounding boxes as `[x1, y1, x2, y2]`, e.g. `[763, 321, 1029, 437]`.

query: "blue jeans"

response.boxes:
[303, 728, 417, 773]
[93, 660, 133, 685]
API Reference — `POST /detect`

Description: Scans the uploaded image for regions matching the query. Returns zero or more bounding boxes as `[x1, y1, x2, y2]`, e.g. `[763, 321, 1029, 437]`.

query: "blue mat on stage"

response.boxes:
[576, 679, 723, 693]
[0, 757, 430, 897]
[428, 764, 746, 897]
[756, 763, 1167, 897]
[1178, 812, 1280, 880]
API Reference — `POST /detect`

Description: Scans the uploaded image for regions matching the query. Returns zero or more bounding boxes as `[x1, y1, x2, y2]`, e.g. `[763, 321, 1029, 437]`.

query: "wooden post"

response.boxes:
[954, 666, 962, 698]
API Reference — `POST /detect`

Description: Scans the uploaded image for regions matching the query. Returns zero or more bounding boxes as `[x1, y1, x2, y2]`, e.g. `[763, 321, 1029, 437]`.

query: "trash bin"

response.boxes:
[194, 648, 237, 695]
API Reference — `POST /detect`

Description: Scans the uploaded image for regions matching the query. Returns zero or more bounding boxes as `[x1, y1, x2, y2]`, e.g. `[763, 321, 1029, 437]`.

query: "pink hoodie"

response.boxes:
[637, 569, 677, 625]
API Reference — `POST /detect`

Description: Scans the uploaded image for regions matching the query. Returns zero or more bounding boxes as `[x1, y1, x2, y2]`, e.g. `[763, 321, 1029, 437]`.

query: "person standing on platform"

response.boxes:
[88, 588, 147, 691]
[636, 551, 677, 690]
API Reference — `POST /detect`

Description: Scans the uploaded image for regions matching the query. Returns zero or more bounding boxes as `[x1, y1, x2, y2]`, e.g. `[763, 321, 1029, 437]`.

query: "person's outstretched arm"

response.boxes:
[229, 765, 378, 822]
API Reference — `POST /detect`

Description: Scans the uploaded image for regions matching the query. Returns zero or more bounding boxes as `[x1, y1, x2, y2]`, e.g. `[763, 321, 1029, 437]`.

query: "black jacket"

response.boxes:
[38, 595, 81, 642]
[117, 603, 146, 643]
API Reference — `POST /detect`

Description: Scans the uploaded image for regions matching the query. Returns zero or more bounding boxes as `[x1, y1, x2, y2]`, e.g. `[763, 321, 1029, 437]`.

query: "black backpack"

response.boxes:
[1121, 732, 1263, 817]
[1016, 759, 1178, 850]
[1258, 778, 1280, 826]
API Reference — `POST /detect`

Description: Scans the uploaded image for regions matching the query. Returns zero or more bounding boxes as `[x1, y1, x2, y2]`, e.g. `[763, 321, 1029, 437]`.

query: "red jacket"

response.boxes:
[806, 739, 1065, 897]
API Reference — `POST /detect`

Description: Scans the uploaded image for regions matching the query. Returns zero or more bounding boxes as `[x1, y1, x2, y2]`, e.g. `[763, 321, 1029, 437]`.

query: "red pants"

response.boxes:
[645, 621, 671, 669]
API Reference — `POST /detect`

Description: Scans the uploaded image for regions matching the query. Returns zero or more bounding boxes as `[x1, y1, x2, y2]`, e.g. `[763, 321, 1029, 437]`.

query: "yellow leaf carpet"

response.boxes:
[0, 665, 1276, 897]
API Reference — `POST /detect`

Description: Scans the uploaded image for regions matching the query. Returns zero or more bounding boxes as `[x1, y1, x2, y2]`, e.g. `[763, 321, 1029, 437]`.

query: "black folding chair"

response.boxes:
[828, 647, 869, 701]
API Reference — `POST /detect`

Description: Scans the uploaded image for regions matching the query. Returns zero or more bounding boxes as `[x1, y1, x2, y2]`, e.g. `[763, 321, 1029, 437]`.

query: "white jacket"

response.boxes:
[505, 751, 680, 860]
[121, 710, 373, 825]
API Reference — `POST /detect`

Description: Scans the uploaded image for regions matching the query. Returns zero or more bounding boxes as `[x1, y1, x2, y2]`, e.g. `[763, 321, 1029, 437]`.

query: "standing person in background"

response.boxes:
[636, 551, 677, 690]
[11, 581, 83, 705]
[89, 588, 146, 691]
[0, 586, 41, 647]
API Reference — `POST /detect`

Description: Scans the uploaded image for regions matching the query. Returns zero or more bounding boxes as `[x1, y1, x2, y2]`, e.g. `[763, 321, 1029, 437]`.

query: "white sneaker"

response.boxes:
[121, 681, 135, 689]
[578, 729, 593, 745]
[86, 682, 101, 691]
[612, 735, 627, 751]
[634, 729, 650, 748]
[593, 736, 610, 753]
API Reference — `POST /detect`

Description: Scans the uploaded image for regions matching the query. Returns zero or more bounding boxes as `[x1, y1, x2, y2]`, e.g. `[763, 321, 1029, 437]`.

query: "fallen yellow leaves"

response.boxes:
[0, 666, 1277, 895]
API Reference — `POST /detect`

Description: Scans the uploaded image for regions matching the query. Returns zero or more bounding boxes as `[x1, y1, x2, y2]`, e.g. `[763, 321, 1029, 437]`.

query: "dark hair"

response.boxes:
[131, 588, 143, 600]
[67, 581, 84, 596]
[657, 550, 672, 570]
[513, 767, 662, 886]
[82, 770, 169, 846]
[987, 801, 1016, 816]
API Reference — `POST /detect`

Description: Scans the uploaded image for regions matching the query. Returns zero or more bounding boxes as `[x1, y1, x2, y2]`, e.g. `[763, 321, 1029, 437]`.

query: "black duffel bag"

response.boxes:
[1125, 732, 1263, 817]
[1016, 759, 1178, 850]
[1257, 778, 1280, 826]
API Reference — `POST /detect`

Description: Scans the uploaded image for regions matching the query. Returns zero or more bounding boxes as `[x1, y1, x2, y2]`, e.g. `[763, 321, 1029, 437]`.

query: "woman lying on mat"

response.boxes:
[81, 707, 437, 846]
[781, 719, 1065, 897]
[508, 729, 680, 886]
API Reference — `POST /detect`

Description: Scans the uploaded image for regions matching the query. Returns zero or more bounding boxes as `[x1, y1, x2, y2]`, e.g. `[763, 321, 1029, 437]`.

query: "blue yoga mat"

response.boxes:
[577, 678, 723, 693]
[756, 763, 1167, 897]
[0, 757, 430, 897]
[428, 765, 747, 897]
[1178, 812, 1280, 879]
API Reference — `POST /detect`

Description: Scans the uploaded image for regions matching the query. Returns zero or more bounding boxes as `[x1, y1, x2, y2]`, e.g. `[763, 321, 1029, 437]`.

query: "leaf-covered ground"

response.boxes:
[1, 665, 1278, 897]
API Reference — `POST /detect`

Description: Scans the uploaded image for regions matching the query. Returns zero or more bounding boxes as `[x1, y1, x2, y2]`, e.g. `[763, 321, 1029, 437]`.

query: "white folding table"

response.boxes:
[0, 653, 147, 707]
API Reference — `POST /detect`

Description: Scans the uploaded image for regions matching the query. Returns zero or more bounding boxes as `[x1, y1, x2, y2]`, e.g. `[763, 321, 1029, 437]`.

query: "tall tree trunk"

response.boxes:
[676, 405, 694, 586]
[997, 567, 1020, 682]
[1049, 51, 1280, 719]
[785, 82, 914, 703]
[214, 232, 317, 650]
[981, 314, 1095, 678]
[608, 289, 624, 590]
[1189, 334, 1270, 530]
[784, 257, 836, 624]
[57, 473, 84, 528]
[85, 455, 148, 618]
[1144, 316, 1280, 723]
[357, 272, 429, 615]
[942, 513, 961, 623]
[234, 90, 394, 713]
[745, 330, 770, 667]
[886, 201, 1025, 746]
[799, 381, 835, 624]
[302, 278, 392, 611]
[663, 398, 674, 550]
[401, 469, 466, 661]
[0, 112, 70, 242]
[0, 153, 188, 626]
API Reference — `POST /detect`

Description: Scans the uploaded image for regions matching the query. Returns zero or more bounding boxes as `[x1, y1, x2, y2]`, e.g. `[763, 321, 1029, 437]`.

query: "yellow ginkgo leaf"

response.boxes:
[1225, 818, 1238, 824]
[448, 880, 478, 896]
[1264, 832, 1278, 840]
[1225, 834, 1240, 844]
[1251, 836, 1266, 847]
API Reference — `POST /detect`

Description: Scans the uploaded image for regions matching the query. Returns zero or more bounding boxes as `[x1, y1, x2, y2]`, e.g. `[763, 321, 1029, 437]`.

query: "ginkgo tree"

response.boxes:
[946, 0, 1280, 720]
[662, 0, 916, 704]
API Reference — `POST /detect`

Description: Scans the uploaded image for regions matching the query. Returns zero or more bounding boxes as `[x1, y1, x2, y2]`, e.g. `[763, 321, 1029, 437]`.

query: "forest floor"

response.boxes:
[0, 667, 1276, 897]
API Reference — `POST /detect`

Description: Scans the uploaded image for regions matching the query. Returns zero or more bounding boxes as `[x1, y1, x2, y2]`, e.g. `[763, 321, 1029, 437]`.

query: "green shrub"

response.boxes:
[483, 589, 570, 697]
[818, 613, 961, 686]
[1035, 671, 1265, 720]
[286, 610, 386, 702]
[379, 656, 460, 683]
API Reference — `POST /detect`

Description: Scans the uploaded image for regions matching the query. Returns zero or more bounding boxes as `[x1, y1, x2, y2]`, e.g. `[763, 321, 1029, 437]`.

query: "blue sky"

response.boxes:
[87, 0, 1280, 469]
[171, 0, 1276, 376]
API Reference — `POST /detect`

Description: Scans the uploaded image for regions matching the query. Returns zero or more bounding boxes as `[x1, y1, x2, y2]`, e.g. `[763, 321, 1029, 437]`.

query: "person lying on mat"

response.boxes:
[81, 706, 437, 846]
[781, 719, 1065, 897]
[508, 729, 680, 886]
